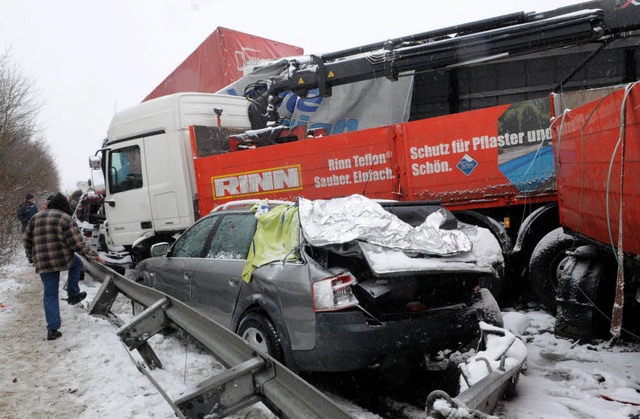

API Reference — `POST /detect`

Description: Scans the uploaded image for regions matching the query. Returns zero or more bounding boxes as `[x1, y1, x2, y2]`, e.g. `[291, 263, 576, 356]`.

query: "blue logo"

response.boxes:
[457, 154, 478, 176]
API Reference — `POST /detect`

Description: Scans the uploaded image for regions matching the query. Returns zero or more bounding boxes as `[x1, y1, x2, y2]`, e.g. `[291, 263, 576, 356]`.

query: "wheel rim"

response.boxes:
[241, 327, 269, 354]
[548, 251, 571, 296]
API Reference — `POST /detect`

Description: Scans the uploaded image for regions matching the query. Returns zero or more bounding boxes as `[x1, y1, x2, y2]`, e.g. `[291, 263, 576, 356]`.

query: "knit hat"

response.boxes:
[25, 193, 34, 200]
[47, 192, 73, 215]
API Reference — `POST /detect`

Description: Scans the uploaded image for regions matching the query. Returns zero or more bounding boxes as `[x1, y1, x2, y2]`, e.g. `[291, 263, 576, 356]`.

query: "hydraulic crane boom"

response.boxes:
[269, 11, 603, 96]
[247, 0, 640, 128]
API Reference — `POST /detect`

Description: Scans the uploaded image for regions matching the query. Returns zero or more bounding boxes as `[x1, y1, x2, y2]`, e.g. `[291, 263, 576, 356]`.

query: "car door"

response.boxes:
[147, 215, 219, 305]
[191, 213, 257, 328]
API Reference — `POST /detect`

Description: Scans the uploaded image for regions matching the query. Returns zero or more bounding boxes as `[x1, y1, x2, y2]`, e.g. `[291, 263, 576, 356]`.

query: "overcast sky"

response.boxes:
[0, 0, 584, 191]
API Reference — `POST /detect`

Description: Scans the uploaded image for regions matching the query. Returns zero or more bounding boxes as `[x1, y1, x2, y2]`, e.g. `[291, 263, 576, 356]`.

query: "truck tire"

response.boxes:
[554, 247, 611, 340]
[237, 311, 284, 362]
[529, 228, 579, 312]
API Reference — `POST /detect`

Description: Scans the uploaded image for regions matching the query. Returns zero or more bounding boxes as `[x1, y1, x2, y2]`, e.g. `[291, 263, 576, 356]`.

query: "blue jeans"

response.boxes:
[40, 255, 83, 331]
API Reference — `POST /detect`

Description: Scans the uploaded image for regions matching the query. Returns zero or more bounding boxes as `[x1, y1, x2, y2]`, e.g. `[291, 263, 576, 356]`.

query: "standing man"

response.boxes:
[17, 193, 38, 232]
[23, 192, 104, 341]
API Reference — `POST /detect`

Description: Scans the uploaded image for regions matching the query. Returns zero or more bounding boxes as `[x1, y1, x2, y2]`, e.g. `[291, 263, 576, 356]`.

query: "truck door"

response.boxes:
[104, 141, 153, 246]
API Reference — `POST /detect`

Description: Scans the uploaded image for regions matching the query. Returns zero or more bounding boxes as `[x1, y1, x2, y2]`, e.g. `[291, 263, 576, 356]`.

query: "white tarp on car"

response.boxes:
[357, 227, 502, 275]
[298, 194, 472, 255]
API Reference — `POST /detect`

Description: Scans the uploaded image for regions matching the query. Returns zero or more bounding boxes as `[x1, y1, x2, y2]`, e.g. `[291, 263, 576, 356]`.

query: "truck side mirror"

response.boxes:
[89, 156, 102, 170]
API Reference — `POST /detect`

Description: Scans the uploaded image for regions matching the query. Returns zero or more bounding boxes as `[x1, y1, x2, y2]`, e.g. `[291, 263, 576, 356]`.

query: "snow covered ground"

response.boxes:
[495, 312, 640, 418]
[1, 252, 639, 419]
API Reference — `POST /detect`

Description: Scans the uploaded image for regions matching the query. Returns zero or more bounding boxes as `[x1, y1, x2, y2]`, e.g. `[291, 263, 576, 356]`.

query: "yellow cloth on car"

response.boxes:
[242, 203, 300, 283]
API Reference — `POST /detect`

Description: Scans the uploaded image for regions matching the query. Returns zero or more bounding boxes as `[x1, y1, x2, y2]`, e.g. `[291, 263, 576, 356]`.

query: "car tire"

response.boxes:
[237, 311, 284, 362]
[529, 228, 579, 313]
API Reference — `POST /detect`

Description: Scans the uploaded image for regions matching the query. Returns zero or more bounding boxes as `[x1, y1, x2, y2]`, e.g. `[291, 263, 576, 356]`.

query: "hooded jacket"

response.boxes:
[23, 193, 97, 273]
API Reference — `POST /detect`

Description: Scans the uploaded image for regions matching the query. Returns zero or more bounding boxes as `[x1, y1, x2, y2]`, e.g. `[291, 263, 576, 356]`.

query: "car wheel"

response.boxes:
[237, 311, 284, 362]
[529, 228, 579, 313]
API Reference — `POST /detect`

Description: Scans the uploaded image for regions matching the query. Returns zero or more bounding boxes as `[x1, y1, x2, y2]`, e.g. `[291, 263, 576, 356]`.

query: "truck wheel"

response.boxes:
[237, 311, 284, 362]
[554, 247, 612, 340]
[529, 228, 579, 312]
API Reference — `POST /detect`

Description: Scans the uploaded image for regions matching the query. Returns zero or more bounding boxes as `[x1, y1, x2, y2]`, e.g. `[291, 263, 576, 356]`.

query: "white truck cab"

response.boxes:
[98, 93, 251, 256]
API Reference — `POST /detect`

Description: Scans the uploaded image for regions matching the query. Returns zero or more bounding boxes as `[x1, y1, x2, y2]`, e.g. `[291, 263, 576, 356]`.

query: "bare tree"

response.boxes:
[0, 51, 60, 265]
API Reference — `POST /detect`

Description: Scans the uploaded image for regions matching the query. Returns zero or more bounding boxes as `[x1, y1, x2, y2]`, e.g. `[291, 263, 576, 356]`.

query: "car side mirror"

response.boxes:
[150, 242, 169, 257]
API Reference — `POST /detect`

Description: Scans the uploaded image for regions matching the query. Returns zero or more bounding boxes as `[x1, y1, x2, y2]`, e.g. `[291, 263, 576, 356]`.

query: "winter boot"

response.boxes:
[67, 291, 87, 305]
[47, 330, 62, 340]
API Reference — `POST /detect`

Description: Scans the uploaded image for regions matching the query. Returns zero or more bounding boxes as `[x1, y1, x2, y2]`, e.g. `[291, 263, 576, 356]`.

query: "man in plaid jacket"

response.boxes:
[23, 192, 105, 341]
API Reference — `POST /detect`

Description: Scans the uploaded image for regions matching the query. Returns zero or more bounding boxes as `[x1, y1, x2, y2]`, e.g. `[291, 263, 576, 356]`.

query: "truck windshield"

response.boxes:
[109, 145, 143, 194]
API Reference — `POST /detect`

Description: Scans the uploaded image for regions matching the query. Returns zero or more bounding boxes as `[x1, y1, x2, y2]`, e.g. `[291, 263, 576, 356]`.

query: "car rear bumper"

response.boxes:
[292, 294, 495, 372]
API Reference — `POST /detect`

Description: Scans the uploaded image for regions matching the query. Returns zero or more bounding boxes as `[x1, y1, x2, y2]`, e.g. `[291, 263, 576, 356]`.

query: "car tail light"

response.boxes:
[312, 273, 359, 312]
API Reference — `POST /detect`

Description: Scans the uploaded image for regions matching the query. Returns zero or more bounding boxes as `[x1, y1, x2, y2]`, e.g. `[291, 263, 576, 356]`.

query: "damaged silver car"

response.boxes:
[134, 194, 504, 373]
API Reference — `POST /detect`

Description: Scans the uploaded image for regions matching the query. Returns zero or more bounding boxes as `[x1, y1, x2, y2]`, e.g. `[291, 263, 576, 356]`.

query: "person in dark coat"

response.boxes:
[23, 192, 104, 340]
[17, 193, 38, 232]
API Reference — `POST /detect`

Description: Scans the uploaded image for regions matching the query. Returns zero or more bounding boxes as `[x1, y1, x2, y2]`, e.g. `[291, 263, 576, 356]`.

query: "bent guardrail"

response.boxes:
[425, 322, 527, 418]
[82, 258, 355, 419]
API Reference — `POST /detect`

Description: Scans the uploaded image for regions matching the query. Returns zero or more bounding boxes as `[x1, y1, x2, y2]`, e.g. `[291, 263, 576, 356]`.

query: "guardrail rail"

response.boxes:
[82, 258, 356, 419]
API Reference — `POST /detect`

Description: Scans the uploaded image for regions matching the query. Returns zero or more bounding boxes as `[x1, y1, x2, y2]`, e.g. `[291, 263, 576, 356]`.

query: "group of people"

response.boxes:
[17, 192, 104, 341]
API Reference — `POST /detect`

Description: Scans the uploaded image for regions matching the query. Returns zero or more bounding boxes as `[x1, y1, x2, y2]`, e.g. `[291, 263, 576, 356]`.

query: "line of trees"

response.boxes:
[0, 51, 60, 265]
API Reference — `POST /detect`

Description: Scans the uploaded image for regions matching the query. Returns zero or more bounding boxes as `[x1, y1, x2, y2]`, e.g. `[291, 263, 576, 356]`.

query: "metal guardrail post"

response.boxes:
[117, 297, 172, 350]
[88, 275, 121, 323]
[116, 297, 172, 369]
[175, 357, 266, 417]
